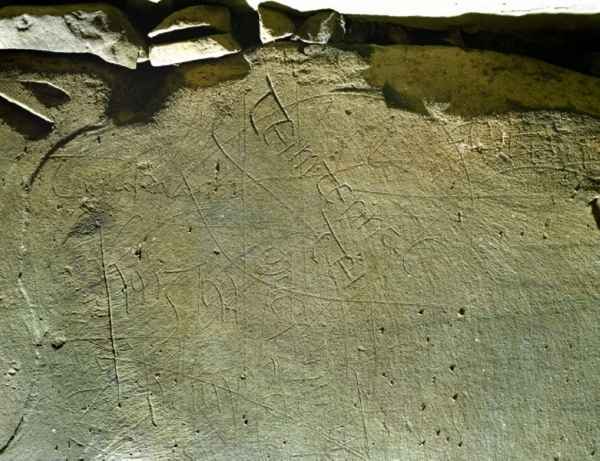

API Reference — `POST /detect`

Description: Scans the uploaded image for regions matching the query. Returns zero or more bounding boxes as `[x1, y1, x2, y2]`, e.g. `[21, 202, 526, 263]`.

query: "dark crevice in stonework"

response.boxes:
[344, 15, 600, 76]
[0, 2, 598, 76]
[0, 2, 599, 129]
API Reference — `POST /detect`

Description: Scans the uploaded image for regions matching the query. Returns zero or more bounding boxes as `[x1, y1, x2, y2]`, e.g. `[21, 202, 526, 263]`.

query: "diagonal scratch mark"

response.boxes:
[0, 416, 24, 455]
[355, 371, 371, 459]
[99, 225, 121, 404]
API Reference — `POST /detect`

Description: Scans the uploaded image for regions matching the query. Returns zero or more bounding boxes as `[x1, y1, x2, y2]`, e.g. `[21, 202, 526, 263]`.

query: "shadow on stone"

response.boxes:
[0, 96, 53, 139]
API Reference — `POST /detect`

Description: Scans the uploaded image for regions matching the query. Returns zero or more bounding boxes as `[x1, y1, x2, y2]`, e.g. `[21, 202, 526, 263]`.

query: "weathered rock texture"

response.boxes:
[366, 45, 600, 117]
[258, 4, 345, 44]
[149, 33, 240, 66]
[148, 5, 232, 38]
[0, 4, 600, 461]
[0, 4, 146, 69]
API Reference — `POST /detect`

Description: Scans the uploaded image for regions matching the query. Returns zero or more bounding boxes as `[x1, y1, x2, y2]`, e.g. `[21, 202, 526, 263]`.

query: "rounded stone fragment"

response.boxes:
[296, 10, 345, 44]
[258, 5, 296, 43]
[0, 4, 146, 69]
[148, 5, 232, 39]
[149, 34, 241, 67]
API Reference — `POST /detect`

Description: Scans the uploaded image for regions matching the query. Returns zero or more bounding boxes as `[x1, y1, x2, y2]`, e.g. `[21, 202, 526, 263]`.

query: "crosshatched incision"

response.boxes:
[0, 43, 599, 461]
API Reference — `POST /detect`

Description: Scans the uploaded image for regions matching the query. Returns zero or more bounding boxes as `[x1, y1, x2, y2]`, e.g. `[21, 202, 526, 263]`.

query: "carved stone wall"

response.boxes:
[1, 3, 599, 460]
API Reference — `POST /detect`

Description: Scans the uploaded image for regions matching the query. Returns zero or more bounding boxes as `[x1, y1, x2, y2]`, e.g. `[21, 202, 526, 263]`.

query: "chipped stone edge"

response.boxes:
[0, 2, 598, 68]
[147, 5, 232, 39]
[0, 91, 54, 125]
[0, 0, 598, 123]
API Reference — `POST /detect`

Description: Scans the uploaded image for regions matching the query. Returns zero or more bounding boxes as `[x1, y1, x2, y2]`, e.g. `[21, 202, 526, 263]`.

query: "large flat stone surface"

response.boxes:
[0, 44, 599, 460]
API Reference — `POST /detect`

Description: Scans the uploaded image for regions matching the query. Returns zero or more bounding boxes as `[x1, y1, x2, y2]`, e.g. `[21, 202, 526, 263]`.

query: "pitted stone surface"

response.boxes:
[0, 12, 599, 461]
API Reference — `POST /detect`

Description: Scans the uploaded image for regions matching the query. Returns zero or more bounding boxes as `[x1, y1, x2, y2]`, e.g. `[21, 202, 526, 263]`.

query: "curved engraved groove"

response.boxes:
[23, 120, 110, 191]
[0, 416, 23, 456]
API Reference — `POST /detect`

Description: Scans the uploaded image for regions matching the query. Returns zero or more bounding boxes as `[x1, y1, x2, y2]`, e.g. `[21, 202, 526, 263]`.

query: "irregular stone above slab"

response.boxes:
[249, 0, 600, 17]
[149, 33, 241, 66]
[296, 10, 345, 44]
[258, 5, 345, 44]
[365, 44, 600, 118]
[0, 4, 145, 69]
[148, 5, 232, 39]
[258, 5, 296, 43]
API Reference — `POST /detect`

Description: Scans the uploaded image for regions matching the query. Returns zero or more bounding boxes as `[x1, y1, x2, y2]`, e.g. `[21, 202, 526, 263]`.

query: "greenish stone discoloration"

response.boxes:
[0, 42, 599, 461]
